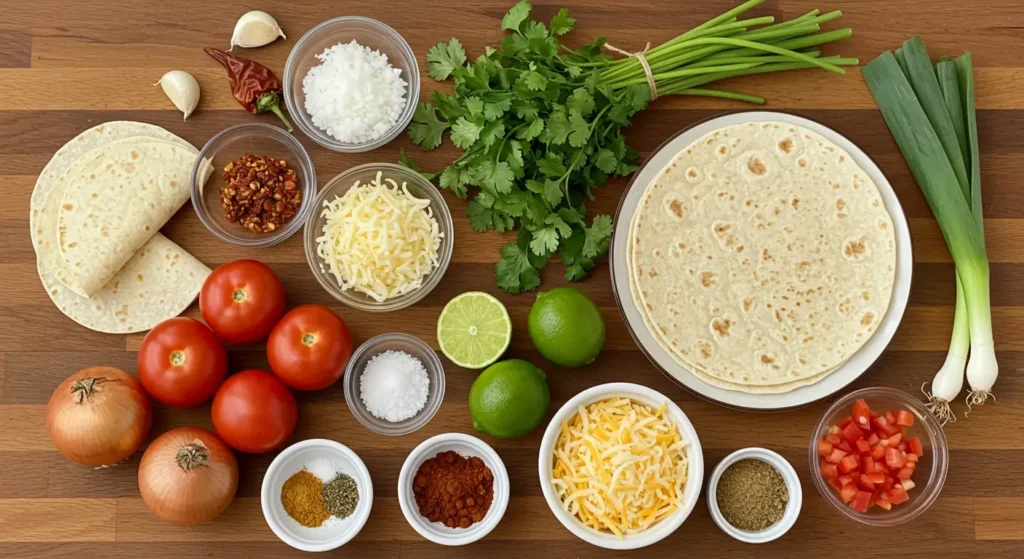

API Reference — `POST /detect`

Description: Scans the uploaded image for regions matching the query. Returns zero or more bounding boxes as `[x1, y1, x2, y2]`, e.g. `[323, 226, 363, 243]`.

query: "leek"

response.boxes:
[864, 39, 996, 423]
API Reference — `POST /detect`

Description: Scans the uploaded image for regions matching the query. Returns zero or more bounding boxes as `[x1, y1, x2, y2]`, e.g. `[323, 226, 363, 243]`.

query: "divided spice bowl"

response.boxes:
[283, 16, 420, 152]
[303, 163, 453, 312]
[261, 439, 374, 552]
[809, 387, 949, 526]
[707, 447, 803, 543]
[398, 433, 510, 546]
[191, 123, 317, 247]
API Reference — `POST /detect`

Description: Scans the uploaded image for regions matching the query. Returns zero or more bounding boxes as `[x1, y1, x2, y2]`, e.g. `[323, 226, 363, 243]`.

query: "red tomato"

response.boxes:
[211, 369, 297, 454]
[889, 485, 909, 505]
[826, 433, 842, 446]
[200, 260, 286, 344]
[897, 466, 915, 481]
[818, 439, 834, 457]
[851, 490, 872, 513]
[855, 439, 871, 454]
[863, 456, 875, 473]
[137, 318, 227, 407]
[873, 415, 900, 436]
[888, 432, 903, 446]
[838, 475, 855, 487]
[867, 432, 880, 446]
[828, 477, 843, 492]
[839, 454, 860, 474]
[896, 410, 915, 427]
[876, 497, 892, 510]
[821, 462, 839, 479]
[267, 305, 353, 391]
[858, 474, 876, 491]
[885, 447, 907, 469]
[885, 410, 897, 424]
[826, 448, 848, 464]
[908, 436, 924, 456]
[838, 440, 853, 453]
[842, 422, 864, 444]
[871, 444, 887, 460]
[852, 399, 873, 427]
[840, 482, 858, 503]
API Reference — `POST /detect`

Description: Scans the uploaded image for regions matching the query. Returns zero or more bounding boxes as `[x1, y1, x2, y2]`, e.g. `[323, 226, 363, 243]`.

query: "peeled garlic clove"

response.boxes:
[230, 11, 286, 50]
[154, 70, 200, 121]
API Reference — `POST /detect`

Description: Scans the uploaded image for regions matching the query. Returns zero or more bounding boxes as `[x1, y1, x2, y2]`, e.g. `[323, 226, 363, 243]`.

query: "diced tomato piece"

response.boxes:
[838, 474, 854, 486]
[852, 399, 873, 427]
[855, 439, 872, 454]
[839, 454, 860, 474]
[875, 461, 891, 475]
[897, 466, 915, 480]
[885, 447, 907, 469]
[875, 416, 901, 436]
[826, 448, 848, 464]
[821, 461, 839, 479]
[906, 452, 919, 463]
[898, 442, 907, 452]
[896, 410, 915, 427]
[876, 497, 892, 510]
[865, 472, 886, 484]
[908, 436, 924, 457]
[828, 477, 843, 492]
[843, 422, 865, 444]
[851, 490, 872, 512]
[885, 411, 897, 424]
[838, 440, 853, 452]
[863, 456, 875, 473]
[829, 425, 842, 436]
[840, 482, 858, 503]
[818, 439, 834, 457]
[879, 475, 895, 491]
[888, 433, 903, 446]
[858, 473, 876, 490]
[826, 433, 842, 446]
[871, 445, 886, 460]
[867, 433, 880, 446]
[889, 485, 909, 504]
[840, 415, 854, 429]
[901, 479, 917, 491]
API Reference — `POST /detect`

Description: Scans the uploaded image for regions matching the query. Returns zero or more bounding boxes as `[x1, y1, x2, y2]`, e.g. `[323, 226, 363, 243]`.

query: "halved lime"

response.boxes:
[437, 291, 512, 369]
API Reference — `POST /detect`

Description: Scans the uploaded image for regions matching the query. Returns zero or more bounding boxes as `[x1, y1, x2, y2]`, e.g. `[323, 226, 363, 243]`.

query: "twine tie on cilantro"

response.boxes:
[603, 42, 659, 101]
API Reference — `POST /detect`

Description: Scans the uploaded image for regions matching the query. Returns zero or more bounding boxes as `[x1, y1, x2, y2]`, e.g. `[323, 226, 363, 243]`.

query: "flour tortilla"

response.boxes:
[629, 121, 896, 392]
[54, 138, 196, 297]
[31, 122, 210, 334]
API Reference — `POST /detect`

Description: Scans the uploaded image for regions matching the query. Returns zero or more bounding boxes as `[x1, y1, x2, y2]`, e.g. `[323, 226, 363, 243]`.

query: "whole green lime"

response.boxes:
[469, 359, 550, 439]
[528, 287, 606, 367]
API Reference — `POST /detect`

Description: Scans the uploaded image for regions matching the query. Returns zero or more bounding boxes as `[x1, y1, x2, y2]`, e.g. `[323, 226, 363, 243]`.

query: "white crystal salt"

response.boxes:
[359, 350, 429, 422]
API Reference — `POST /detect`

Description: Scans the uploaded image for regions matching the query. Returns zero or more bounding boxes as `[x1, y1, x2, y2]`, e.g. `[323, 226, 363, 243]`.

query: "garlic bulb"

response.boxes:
[230, 11, 286, 50]
[153, 71, 200, 121]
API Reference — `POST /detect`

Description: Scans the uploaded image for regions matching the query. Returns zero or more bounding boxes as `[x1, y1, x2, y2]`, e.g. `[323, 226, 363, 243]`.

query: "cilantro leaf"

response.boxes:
[568, 88, 595, 116]
[484, 97, 512, 120]
[468, 200, 514, 233]
[522, 20, 548, 40]
[507, 140, 525, 171]
[568, 110, 591, 147]
[495, 189, 528, 217]
[521, 70, 548, 91]
[517, 117, 544, 140]
[537, 154, 567, 177]
[496, 239, 541, 294]
[501, 1, 532, 31]
[543, 178, 563, 207]
[501, 33, 529, 56]
[451, 116, 484, 148]
[408, 102, 450, 150]
[545, 108, 571, 145]
[398, 148, 438, 181]
[529, 226, 559, 256]
[479, 120, 505, 148]
[426, 39, 467, 81]
[465, 97, 485, 116]
[560, 226, 596, 281]
[474, 160, 514, 194]
[550, 8, 576, 35]
[439, 166, 471, 199]
[583, 215, 613, 258]
[432, 91, 464, 121]
[513, 99, 539, 119]
[545, 213, 572, 238]
[594, 148, 618, 173]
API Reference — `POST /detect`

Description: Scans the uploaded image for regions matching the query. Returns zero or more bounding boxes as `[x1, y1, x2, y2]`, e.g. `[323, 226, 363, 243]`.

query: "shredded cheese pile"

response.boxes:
[551, 397, 689, 538]
[315, 171, 441, 302]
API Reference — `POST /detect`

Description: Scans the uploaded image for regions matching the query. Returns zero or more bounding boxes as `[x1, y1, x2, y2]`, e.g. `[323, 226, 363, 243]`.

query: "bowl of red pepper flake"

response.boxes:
[398, 433, 509, 546]
[190, 123, 316, 247]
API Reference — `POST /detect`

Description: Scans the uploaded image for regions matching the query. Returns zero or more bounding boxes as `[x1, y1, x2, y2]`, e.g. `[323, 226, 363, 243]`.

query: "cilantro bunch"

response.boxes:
[405, 0, 855, 293]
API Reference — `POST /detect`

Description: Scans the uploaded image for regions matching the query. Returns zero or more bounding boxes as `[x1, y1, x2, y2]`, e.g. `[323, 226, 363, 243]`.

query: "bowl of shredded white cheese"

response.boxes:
[284, 16, 419, 152]
[304, 163, 453, 312]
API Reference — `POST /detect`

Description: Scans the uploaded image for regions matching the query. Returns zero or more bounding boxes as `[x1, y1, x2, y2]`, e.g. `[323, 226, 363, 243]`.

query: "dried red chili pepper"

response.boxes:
[204, 47, 293, 132]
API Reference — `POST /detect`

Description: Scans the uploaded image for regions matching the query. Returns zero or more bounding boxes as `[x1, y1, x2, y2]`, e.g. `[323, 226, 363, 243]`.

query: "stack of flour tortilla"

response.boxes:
[30, 121, 211, 334]
[627, 121, 897, 394]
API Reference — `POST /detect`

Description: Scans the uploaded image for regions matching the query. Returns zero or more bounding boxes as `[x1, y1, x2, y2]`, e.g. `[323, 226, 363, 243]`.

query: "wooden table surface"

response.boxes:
[3, 0, 1023, 557]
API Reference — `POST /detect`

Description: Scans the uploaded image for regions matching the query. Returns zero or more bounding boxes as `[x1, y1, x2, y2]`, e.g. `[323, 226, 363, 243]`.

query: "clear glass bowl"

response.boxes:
[283, 16, 420, 152]
[190, 123, 316, 247]
[303, 162, 453, 312]
[343, 333, 445, 436]
[808, 387, 948, 526]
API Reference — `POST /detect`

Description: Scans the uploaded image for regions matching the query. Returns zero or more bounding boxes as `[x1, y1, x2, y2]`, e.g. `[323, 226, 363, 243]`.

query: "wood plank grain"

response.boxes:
[976, 498, 1024, 540]
[0, 31, 31, 69]
[0, 499, 115, 542]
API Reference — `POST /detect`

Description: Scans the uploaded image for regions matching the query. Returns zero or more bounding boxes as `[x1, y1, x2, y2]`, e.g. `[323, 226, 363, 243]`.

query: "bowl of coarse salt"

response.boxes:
[343, 333, 445, 436]
[283, 16, 419, 152]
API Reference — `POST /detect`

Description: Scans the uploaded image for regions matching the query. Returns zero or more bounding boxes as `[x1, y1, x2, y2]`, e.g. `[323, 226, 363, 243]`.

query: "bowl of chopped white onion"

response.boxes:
[284, 16, 419, 152]
[303, 163, 454, 312]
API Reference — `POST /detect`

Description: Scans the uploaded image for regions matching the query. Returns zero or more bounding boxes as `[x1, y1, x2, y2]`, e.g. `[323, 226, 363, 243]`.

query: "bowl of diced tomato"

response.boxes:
[809, 387, 948, 526]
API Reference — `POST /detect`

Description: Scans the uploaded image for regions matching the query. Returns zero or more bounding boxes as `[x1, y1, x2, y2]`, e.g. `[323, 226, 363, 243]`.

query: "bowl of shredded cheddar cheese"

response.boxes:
[538, 383, 704, 550]
[304, 163, 453, 312]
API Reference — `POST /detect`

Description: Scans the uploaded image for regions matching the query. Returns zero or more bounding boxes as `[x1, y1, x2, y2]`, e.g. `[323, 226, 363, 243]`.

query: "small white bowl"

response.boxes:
[398, 433, 510, 546]
[707, 447, 802, 544]
[261, 439, 374, 552]
[538, 382, 704, 550]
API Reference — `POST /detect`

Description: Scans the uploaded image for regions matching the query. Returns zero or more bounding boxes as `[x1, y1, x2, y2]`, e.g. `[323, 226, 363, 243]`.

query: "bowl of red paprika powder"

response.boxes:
[398, 433, 510, 546]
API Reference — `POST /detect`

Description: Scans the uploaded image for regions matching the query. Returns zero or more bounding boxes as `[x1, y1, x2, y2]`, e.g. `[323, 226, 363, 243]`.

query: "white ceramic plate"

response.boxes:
[261, 439, 373, 552]
[538, 383, 704, 549]
[610, 111, 913, 411]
